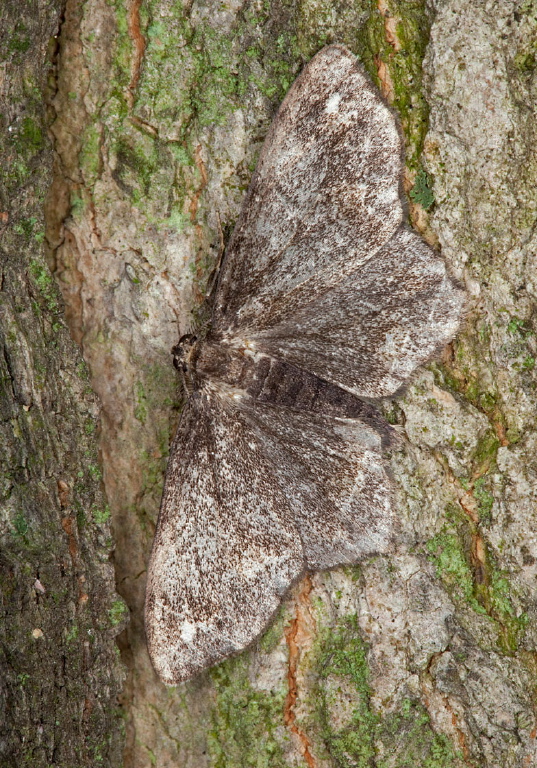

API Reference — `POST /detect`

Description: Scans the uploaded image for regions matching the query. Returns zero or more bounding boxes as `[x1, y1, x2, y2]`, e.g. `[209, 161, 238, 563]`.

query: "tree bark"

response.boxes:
[0, 0, 126, 765]
[3, 0, 537, 767]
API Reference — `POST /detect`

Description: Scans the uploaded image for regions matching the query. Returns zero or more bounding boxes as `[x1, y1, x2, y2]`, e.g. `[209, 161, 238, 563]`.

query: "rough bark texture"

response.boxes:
[6, 0, 537, 766]
[0, 0, 126, 765]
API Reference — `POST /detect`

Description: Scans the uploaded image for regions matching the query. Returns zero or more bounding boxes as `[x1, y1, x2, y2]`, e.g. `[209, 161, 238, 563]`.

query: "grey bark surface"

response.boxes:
[0, 1, 126, 765]
[4, 0, 537, 766]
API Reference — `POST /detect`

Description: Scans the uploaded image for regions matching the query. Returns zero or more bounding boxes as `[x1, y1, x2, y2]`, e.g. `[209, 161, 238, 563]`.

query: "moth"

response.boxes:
[145, 44, 464, 685]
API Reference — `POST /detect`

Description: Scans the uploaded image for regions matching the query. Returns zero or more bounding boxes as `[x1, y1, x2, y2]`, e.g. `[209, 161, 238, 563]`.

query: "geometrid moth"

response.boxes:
[145, 44, 464, 685]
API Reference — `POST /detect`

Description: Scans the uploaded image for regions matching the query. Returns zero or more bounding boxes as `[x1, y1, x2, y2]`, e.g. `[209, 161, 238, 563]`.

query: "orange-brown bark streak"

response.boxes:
[374, 0, 401, 103]
[189, 145, 208, 223]
[284, 576, 316, 768]
[422, 680, 471, 763]
[127, 0, 146, 110]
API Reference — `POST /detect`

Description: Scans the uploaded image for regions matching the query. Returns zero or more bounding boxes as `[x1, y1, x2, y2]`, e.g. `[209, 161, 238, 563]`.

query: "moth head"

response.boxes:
[172, 334, 199, 374]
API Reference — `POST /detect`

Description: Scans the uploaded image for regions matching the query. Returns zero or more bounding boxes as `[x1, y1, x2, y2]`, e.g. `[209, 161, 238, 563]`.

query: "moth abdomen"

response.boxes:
[246, 353, 394, 442]
[195, 338, 392, 441]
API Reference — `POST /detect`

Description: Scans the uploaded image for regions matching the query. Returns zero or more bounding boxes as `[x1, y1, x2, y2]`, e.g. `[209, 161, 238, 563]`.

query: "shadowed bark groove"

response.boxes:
[0, 0, 125, 765]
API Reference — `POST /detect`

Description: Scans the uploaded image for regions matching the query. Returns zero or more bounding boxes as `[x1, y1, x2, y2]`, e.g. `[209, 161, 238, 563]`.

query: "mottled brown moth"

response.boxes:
[145, 44, 464, 684]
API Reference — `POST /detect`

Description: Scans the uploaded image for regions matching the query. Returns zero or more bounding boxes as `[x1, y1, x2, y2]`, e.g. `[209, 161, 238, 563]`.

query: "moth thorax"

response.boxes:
[172, 334, 199, 393]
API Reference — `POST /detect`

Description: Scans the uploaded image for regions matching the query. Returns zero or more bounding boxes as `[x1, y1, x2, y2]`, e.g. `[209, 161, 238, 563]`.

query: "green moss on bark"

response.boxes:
[315, 616, 377, 766]
[427, 509, 528, 654]
[355, 0, 432, 171]
[310, 615, 460, 767]
[208, 657, 290, 768]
